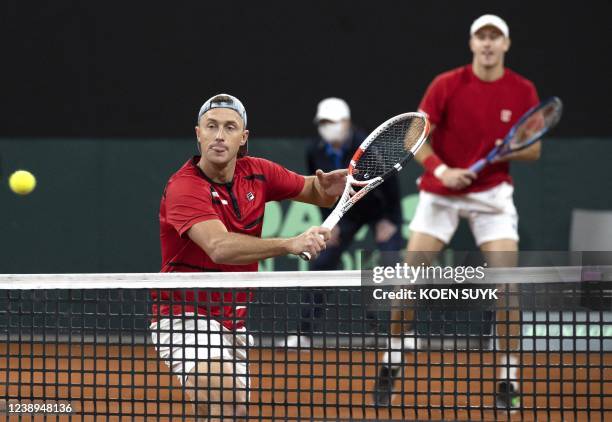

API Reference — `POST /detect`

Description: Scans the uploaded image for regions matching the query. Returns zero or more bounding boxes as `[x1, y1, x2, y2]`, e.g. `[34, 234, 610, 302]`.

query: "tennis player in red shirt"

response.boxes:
[375, 15, 541, 410]
[150, 93, 346, 420]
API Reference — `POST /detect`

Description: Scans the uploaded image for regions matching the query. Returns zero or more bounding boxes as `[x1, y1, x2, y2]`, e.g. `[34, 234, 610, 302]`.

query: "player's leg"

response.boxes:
[368, 220, 405, 334]
[150, 316, 248, 420]
[373, 232, 446, 406]
[374, 191, 458, 406]
[388, 232, 446, 350]
[186, 326, 251, 421]
[186, 359, 248, 421]
[469, 184, 521, 409]
[387, 192, 459, 360]
[479, 239, 521, 409]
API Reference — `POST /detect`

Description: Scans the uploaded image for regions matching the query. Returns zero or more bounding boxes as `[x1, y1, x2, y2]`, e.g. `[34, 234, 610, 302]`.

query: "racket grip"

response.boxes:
[299, 251, 312, 261]
[469, 158, 487, 173]
[298, 233, 327, 262]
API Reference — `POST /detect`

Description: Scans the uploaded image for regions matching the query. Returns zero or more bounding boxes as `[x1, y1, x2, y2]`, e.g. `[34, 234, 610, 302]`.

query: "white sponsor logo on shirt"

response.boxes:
[500, 109, 512, 123]
[246, 192, 255, 201]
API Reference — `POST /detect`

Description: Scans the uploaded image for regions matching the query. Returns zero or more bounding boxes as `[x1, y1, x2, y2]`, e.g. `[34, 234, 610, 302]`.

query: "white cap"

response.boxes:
[314, 97, 351, 123]
[470, 14, 509, 38]
[198, 93, 247, 127]
[197, 93, 249, 157]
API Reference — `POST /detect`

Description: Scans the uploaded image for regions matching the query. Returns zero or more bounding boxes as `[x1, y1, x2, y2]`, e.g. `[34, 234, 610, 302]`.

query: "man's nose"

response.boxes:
[215, 127, 225, 140]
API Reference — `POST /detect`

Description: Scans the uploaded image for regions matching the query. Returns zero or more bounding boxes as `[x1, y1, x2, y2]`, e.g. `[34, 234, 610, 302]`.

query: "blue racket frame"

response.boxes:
[469, 96, 563, 173]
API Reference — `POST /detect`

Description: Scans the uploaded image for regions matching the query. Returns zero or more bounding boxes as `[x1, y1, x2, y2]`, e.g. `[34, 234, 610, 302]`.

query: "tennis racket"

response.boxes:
[469, 96, 563, 173]
[300, 112, 430, 261]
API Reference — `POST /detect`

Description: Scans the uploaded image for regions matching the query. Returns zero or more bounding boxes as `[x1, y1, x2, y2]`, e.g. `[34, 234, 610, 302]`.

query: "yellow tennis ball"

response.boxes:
[9, 170, 37, 195]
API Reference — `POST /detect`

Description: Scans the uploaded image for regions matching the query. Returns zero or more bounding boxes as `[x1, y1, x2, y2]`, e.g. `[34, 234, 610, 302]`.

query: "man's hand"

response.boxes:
[438, 167, 476, 190]
[287, 226, 331, 259]
[315, 169, 347, 197]
[375, 219, 398, 243]
[293, 169, 348, 208]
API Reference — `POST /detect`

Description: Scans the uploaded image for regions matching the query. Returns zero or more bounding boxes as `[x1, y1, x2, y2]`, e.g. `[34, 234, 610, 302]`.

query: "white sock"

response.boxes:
[499, 354, 518, 385]
[382, 338, 403, 367]
[403, 330, 416, 349]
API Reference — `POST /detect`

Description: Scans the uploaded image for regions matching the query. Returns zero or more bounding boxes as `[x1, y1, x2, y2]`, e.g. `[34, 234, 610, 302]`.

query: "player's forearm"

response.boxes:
[416, 141, 451, 178]
[415, 125, 438, 165]
[414, 142, 436, 166]
[208, 233, 292, 265]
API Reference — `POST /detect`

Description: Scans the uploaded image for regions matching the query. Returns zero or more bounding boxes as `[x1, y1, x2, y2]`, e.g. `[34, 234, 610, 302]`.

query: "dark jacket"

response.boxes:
[306, 128, 403, 225]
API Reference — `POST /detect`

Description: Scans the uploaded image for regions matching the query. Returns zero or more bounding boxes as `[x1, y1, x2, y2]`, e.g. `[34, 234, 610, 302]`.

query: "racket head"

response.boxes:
[503, 96, 563, 153]
[350, 112, 429, 183]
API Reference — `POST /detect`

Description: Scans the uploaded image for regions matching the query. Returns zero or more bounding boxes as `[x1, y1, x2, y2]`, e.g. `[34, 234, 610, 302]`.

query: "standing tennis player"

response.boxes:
[150, 93, 346, 421]
[375, 15, 541, 409]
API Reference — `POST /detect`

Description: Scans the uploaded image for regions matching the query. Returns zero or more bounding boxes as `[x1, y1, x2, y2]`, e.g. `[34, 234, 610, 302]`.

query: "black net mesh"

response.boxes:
[0, 272, 610, 420]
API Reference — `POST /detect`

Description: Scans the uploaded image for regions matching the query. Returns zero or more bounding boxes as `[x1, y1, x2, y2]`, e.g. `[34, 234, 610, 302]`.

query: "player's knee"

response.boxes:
[185, 375, 209, 416]
[221, 385, 247, 406]
[220, 361, 247, 400]
[187, 361, 246, 417]
[227, 402, 247, 419]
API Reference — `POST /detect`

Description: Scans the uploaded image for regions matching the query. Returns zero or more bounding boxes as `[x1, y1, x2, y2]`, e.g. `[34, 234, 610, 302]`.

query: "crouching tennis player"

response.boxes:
[150, 93, 346, 421]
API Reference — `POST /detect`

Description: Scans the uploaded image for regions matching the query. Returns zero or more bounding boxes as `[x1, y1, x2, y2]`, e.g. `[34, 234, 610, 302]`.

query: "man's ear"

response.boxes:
[241, 129, 250, 146]
[195, 126, 202, 152]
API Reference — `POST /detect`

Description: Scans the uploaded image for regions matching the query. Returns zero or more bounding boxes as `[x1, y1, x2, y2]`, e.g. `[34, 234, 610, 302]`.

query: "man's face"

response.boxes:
[469, 26, 510, 69]
[318, 119, 351, 146]
[195, 108, 248, 165]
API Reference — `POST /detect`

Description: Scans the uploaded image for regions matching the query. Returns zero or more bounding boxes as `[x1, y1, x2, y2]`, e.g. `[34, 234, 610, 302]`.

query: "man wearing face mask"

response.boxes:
[278, 97, 404, 349]
[310, 98, 403, 262]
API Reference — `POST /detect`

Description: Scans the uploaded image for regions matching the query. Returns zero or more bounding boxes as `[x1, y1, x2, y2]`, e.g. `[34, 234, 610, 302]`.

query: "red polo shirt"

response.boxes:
[153, 156, 305, 329]
[418, 65, 539, 195]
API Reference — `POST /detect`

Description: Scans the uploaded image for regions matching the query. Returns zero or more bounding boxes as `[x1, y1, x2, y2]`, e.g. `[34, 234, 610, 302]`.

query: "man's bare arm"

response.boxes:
[187, 219, 330, 265]
[292, 169, 347, 208]
[414, 141, 436, 165]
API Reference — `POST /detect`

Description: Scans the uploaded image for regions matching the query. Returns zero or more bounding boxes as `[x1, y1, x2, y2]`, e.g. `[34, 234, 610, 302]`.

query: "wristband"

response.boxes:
[423, 154, 445, 174]
[433, 164, 449, 179]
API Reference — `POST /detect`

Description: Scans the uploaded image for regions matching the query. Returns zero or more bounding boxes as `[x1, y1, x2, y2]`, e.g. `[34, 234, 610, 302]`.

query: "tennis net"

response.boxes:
[0, 268, 610, 421]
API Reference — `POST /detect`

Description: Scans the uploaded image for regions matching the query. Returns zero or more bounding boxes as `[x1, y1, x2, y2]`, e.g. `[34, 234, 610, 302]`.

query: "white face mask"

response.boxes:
[318, 122, 348, 144]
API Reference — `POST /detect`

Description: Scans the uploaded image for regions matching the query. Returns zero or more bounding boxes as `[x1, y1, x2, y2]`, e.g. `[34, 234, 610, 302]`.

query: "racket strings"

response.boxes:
[511, 99, 562, 148]
[353, 116, 426, 182]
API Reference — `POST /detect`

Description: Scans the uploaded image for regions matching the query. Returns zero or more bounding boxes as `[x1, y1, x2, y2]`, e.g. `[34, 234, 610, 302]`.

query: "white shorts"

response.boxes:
[149, 315, 253, 390]
[409, 182, 519, 246]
